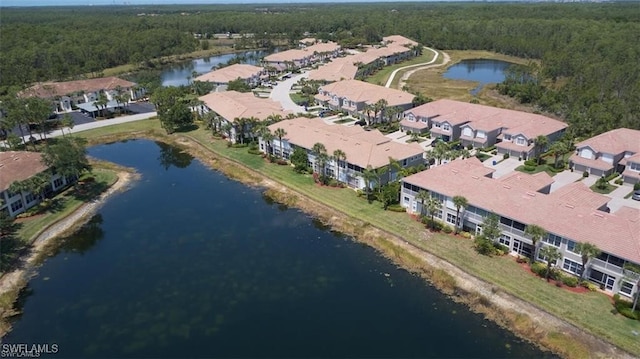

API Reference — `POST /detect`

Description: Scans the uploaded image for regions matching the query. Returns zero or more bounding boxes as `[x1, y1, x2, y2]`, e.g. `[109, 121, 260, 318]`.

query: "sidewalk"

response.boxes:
[269, 72, 309, 113]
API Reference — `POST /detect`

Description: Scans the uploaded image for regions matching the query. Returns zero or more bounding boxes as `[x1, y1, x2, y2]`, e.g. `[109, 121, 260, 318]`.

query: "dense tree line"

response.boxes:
[1, 3, 638, 135]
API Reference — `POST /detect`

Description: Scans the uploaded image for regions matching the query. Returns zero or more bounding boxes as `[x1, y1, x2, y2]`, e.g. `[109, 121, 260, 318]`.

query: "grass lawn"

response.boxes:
[590, 183, 618, 194]
[16, 168, 119, 244]
[334, 118, 355, 124]
[365, 51, 438, 87]
[289, 92, 309, 105]
[72, 123, 640, 356]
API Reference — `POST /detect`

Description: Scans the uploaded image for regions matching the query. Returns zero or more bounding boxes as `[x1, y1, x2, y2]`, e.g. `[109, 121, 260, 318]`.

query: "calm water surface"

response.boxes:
[5, 140, 554, 358]
[161, 50, 268, 87]
[443, 59, 513, 95]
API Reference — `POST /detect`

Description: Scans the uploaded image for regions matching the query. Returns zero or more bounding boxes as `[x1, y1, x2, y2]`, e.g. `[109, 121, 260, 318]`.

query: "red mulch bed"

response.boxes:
[515, 257, 590, 294]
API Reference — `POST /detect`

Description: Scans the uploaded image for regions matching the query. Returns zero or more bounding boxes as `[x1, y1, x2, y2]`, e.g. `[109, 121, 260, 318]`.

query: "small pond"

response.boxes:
[443, 59, 514, 95]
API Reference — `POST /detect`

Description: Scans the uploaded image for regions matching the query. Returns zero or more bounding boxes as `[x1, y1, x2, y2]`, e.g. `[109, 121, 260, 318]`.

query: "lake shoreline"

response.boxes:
[0, 170, 138, 337]
[0, 132, 634, 358]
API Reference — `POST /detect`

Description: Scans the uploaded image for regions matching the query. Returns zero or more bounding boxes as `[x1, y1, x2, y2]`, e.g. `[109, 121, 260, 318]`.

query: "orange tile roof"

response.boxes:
[264, 42, 340, 63]
[403, 158, 640, 262]
[317, 80, 414, 107]
[195, 64, 263, 84]
[575, 128, 640, 156]
[406, 99, 567, 137]
[569, 154, 615, 171]
[268, 118, 423, 169]
[0, 151, 48, 192]
[199, 91, 291, 122]
[499, 172, 554, 193]
[21, 77, 136, 99]
[382, 35, 419, 48]
[308, 56, 359, 82]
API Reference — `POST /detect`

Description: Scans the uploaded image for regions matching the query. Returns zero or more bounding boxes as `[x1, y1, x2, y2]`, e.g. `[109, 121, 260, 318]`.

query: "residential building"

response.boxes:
[199, 91, 291, 143]
[400, 158, 640, 297]
[402, 100, 567, 159]
[569, 128, 640, 180]
[260, 117, 424, 189]
[314, 80, 415, 119]
[20, 76, 144, 114]
[195, 64, 265, 88]
[262, 41, 341, 72]
[0, 151, 71, 218]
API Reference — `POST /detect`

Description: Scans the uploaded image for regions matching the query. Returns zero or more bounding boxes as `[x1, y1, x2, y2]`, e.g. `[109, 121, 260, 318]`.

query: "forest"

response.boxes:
[1, 2, 638, 136]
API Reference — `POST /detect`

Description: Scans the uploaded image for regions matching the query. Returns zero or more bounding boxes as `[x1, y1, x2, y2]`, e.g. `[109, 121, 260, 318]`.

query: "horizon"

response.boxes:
[1, 0, 540, 7]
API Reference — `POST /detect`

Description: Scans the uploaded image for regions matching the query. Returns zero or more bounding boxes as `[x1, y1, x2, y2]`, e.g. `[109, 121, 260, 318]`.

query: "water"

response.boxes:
[161, 50, 268, 87]
[443, 59, 513, 96]
[4, 140, 554, 358]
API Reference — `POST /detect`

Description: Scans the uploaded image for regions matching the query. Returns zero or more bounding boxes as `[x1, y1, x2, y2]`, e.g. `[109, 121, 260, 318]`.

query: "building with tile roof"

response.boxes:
[195, 64, 265, 87]
[402, 99, 567, 160]
[0, 151, 72, 217]
[569, 128, 640, 180]
[260, 117, 424, 189]
[400, 157, 640, 297]
[262, 41, 341, 72]
[20, 77, 144, 114]
[199, 91, 291, 143]
[315, 80, 415, 120]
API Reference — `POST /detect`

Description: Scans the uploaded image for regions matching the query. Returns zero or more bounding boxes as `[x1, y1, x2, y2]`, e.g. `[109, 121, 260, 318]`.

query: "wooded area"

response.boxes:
[1, 2, 638, 136]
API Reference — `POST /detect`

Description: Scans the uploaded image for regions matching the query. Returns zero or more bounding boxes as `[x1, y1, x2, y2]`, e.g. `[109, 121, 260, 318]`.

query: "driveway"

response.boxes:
[549, 171, 583, 193]
[269, 72, 309, 113]
[484, 157, 521, 179]
[606, 184, 640, 212]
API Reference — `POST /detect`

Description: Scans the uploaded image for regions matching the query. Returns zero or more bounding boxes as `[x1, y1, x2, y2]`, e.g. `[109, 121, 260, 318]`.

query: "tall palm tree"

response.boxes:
[416, 190, 430, 217]
[452, 195, 468, 235]
[539, 246, 563, 282]
[574, 242, 601, 282]
[274, 127, 287, 159]
[333, 149, 346, 183]
[426, 197, 442, 231]
[360, 165, 378, 202]
[262, 131, 275, 155]
[374, 98, 388, 124]
[524, 224, 547, 264]
[312, 142, 328, 174]
[432, 142, 449, 165]
[387, 157, 402, 183]
[549, 141, 569, 169]
[534, 135, 549, 164]
[622, 263, 640, 313]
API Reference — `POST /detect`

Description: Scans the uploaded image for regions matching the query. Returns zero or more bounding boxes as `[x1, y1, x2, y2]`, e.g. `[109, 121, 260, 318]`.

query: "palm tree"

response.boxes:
[312, 142, 328, 175]
[534, 135, 549, 164]
[452, 195, 468, 235]
[360, 165, 378, 202]
[332, 149, 346, 183]
[622, 263, 640, 313]
[387, 157, 402, 183]
[574, 242, 600, 282]
[374, 98, 388, 124]
[524, 224, 547, 264]
[432, 141, 449, 165]
[539, 246, 563, 282]
[261, 131, 275, 155]
[416, 190, 430, 217]
[549, 141, 569, 169]
[274, 128, 287, 159]
[234, 117, 248, 144]
[426, 197, 442, 231]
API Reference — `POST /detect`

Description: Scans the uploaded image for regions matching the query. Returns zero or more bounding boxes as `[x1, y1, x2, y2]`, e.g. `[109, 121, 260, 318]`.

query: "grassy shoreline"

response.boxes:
[68, 119, 639, 358]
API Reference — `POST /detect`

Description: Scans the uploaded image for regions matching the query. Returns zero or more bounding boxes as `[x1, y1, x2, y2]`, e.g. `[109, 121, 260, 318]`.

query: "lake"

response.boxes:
[443, 59, 513, 95]
[161, 50, 268, 87]
[3, 140, 554, 358]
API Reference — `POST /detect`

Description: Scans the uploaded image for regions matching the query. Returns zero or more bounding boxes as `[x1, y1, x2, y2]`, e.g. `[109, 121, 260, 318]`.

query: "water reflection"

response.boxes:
[155, 141, 193, 170]
[443, 59, 513, 95]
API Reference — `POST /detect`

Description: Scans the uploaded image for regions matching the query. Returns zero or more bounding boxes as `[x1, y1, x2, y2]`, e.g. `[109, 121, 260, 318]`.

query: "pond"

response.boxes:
[161, 50, 269, 87]
[443, 59, 514, 95]
[3, 140, 555, 358]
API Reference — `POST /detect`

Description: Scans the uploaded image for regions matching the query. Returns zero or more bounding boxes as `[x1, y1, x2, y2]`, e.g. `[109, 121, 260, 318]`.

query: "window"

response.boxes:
[630, 162, 640, 171]
[10, 200, 23, 212]
[544, 233, 562, 247]
[477, 131, 486, 139]
[499, 234, 511, 247]
[442, 124, 451, 132]
[434, 209, 443, 219]
[562, 258, 583, 276]
[53, 177, 64, 188]
[619, 281, 635, 297]
[516, 137, 526, 146]
[503, 134, 511, 141]
[446, 213, 457, 225]
[25, 193, 37, 204]
[567, 240, 577, 253]
[403, 196, 410, 204]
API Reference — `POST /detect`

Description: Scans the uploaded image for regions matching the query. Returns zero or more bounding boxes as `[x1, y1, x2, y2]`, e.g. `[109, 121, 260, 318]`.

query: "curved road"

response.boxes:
[269, 72, 309, 113]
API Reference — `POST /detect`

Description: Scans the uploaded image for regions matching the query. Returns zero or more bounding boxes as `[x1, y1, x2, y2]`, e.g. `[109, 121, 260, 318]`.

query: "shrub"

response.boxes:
[474, 236, 496, 256]
[491, 150, 497, 155]
[580, 281, 598, 291]
[516, 256, 528, 264]
[605, 172, 620, 182]
[356, 189, 365, 198]
[583, 171, 589, 178]
[442, 225, 453, 234]
[634, 182, 640, 191]
[461, 231, 472, 239]
[386, 204, 406, 212]
[524, 159, 537, 167]
[613, 297, 639, 320]
[614, 178, 623, 185]
[523, 165, 536, 172]
[231, 143, 248, 148]
[503, 153, 510, 159]
[423, 218, 443, 231]
[276, 159, 288, 165]
[493, 243, 509, 254]
[530, 262, 547, 277]
[561, 275, 579, 287]
[466, 144, 473, 150]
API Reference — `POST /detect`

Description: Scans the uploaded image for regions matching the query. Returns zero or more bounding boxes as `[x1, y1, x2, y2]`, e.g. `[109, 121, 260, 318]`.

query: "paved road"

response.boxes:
[384, 47, 440, 88]
[269, 72, 309, 113]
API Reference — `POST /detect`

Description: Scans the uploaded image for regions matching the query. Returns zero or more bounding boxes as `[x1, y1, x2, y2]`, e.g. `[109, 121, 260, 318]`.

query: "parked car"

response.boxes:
[632, 190, 640, 201]
[354, 120, 366, 126]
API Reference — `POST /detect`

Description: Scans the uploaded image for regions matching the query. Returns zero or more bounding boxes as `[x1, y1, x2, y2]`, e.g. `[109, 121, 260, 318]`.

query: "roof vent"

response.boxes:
[451, 169, 459, 174]
[564, 204, 575, 209]
[592, 212, 604, 218]
[526, 191, 536, 197]
[13, 157, 20, 161]
[471, 175, 479, 180]
[502, 184, 511, 189]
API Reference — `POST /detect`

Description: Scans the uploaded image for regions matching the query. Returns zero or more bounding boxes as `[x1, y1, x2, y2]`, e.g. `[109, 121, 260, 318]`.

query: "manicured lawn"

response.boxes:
[73, 123, 640, 355]
[289, 92, 309, 106]
[334, 118, 355, 124]
[590, 183, 618, 194]
[365, 51, 438, 87]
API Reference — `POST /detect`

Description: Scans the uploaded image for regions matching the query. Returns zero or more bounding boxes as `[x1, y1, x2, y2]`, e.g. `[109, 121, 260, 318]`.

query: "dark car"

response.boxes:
[354, 120, 366, 126]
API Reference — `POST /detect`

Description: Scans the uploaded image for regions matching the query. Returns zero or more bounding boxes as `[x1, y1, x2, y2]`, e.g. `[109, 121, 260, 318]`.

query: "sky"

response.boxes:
[3, 0, 468, 6]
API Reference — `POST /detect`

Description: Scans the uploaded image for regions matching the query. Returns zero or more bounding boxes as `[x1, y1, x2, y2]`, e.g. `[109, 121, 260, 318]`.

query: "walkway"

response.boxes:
[269, 72, 309, 113]
[384, 47, 451, 89]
